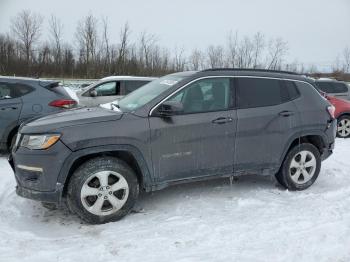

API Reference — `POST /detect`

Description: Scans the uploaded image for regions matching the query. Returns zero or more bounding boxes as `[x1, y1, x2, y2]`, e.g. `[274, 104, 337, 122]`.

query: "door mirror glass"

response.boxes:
[157, 101, 184, 117]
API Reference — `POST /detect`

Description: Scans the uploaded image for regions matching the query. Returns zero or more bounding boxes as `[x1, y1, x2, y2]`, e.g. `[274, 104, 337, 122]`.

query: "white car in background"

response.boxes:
[77, 76, 157, 107]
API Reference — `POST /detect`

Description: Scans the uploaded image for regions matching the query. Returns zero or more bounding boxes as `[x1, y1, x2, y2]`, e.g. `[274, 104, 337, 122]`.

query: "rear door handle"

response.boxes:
[212, 117, 233, 124]
[279, 111, 294, 117]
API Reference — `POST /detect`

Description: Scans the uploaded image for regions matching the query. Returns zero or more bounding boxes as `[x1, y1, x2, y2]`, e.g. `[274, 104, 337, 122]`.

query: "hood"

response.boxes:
[21, 107, 123, 134]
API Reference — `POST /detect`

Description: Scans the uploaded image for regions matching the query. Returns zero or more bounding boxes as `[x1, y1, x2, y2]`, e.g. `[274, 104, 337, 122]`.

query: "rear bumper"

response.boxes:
[321, 141, 334, 161]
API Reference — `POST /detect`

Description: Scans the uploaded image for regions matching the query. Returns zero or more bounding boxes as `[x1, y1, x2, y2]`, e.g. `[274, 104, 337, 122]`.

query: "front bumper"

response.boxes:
[9, 140, 71, 204]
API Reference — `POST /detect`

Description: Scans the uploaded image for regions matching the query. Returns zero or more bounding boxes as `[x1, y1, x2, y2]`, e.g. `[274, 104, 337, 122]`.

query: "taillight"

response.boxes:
[49, 99, 77, 109]
[327, 105, 335, 119]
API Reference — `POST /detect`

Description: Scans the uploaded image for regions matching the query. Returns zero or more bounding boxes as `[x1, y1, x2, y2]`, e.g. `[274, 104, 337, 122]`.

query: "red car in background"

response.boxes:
[325, 95, 350, 138]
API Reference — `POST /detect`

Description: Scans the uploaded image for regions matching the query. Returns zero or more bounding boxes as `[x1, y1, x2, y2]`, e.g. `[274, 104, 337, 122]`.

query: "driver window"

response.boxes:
[168, 78, 231, 114]
[94, 81, 120, 96]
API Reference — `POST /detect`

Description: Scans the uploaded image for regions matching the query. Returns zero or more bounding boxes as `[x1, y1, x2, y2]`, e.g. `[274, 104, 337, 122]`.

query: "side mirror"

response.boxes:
[90, 90, 98, 97]
[156, 101, 183, 117]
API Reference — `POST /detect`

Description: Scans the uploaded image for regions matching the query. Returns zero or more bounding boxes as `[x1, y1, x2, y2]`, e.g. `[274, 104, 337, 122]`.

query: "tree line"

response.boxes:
[0, 10, 349, 79]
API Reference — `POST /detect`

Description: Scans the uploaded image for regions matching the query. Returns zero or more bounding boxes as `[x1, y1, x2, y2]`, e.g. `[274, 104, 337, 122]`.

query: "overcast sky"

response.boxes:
[0, 0, 349, 70]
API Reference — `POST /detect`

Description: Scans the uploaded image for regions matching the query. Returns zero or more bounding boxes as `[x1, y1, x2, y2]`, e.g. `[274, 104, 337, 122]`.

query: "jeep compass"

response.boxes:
[9, 69, 336, 224]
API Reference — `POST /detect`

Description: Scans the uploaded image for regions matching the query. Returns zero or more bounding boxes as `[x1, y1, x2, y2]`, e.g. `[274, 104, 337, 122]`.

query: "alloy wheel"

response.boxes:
[289, 150, 316, 185]
[337, 118, 350, 138]
[80, 171, 129, 216]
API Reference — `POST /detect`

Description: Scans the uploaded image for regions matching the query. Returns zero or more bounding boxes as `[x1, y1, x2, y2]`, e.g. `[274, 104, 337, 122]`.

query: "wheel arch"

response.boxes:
[336, 112, 350, 120]
[278, 132, 327, 171]
[59, 145, 153, 198]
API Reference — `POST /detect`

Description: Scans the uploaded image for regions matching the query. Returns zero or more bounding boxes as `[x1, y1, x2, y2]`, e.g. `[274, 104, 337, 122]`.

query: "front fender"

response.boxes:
[57, 144, 154, 193]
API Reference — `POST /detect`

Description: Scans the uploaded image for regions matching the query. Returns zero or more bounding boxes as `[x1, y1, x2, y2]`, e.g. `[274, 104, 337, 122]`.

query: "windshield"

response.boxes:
[117, 75, 185, 111]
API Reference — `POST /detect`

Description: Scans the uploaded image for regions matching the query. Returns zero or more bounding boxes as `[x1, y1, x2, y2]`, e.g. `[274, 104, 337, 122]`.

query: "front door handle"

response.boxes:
[279, 111, 294, 117]
[212, 117, 233, 124]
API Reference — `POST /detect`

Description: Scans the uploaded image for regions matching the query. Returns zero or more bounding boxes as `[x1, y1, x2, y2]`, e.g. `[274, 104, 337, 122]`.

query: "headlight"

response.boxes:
[20, 134, 61, 150]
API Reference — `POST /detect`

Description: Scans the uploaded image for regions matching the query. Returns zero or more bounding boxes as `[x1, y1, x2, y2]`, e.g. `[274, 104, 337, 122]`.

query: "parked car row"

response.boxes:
[8, 69, 338, 224]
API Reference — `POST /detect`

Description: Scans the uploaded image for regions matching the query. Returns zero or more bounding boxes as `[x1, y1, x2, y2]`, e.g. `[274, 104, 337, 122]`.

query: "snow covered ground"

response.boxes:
[1, 139, 350, 262]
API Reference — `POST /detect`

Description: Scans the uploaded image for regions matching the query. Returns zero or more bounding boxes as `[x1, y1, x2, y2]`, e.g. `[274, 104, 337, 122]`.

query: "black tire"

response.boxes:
[67, 157, 139, 224]
[275, 143, 321, 191]
[336, 115, 350, 138]
[41, 202, 58, 210]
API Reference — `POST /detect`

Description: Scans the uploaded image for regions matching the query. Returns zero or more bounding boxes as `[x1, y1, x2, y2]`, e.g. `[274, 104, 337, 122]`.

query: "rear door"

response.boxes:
[0, 82, 23, 145]
[234, 77, 299, 175]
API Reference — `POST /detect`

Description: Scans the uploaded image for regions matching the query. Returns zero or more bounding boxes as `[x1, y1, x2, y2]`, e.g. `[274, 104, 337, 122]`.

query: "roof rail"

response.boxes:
[201, 68, 300, 75]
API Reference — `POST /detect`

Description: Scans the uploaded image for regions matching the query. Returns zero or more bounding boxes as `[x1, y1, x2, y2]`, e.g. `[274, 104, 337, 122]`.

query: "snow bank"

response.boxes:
[1, 139, 350, 262]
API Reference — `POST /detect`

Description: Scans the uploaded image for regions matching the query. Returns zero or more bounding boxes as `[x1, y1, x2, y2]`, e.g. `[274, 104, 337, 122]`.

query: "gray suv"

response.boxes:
[0, 77, 76, 152]
[9, 69, 336, 224]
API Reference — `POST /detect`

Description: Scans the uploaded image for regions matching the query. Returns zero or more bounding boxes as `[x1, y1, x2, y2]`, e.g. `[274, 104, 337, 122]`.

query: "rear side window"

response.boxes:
[124, 81, 150, 94]
[237, 78, 284, 108]
[0, 82, 33, 99]
[316, 82, 348, 93]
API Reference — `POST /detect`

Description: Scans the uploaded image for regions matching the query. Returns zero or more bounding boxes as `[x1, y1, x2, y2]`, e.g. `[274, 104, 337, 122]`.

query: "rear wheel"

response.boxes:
[276, 143, 321, 190]
[337, 115, 350, 138]
[67, 157, 139, 224]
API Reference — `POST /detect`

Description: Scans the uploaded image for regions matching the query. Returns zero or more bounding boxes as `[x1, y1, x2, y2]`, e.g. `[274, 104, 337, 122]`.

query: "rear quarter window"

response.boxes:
[284, 80, 300, 101]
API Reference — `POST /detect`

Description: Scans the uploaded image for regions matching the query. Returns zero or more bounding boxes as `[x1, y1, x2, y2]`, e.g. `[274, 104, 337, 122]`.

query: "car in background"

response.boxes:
[315, 79, 350, 101]
[76, 76, 156, 107]
[323, 94, 350, 138]
[0, 77, 77, 152]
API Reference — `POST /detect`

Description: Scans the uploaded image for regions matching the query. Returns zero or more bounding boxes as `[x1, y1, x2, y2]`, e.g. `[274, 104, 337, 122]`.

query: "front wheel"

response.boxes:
[337, 115, 350, 138]
[276, 143, 321, 191]
[67, 157, 139, 224]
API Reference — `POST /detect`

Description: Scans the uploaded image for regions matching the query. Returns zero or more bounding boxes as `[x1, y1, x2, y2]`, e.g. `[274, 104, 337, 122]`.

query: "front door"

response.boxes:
[149, 77, 237, 182]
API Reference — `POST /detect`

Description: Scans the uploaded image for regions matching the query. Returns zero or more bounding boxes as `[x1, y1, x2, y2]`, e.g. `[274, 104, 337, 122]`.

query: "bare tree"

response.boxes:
[237, 36, 254, 68]
[342, 47, 350, 73]
[173, 47, 186, 71]
[227, 31, 239, 68]
[207, 45, 225, 68]
[101, 17, 111, 74]
[11, 10, 43, 72]
[139, 31, 157, 70]
[252, 32, 264, 68]
[188, 48, 204, 70]
[49, 15, 63, 74]
[75, 14, 99, 77]
[266, 37, 288, 70]
[117, 22, 130, 74]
